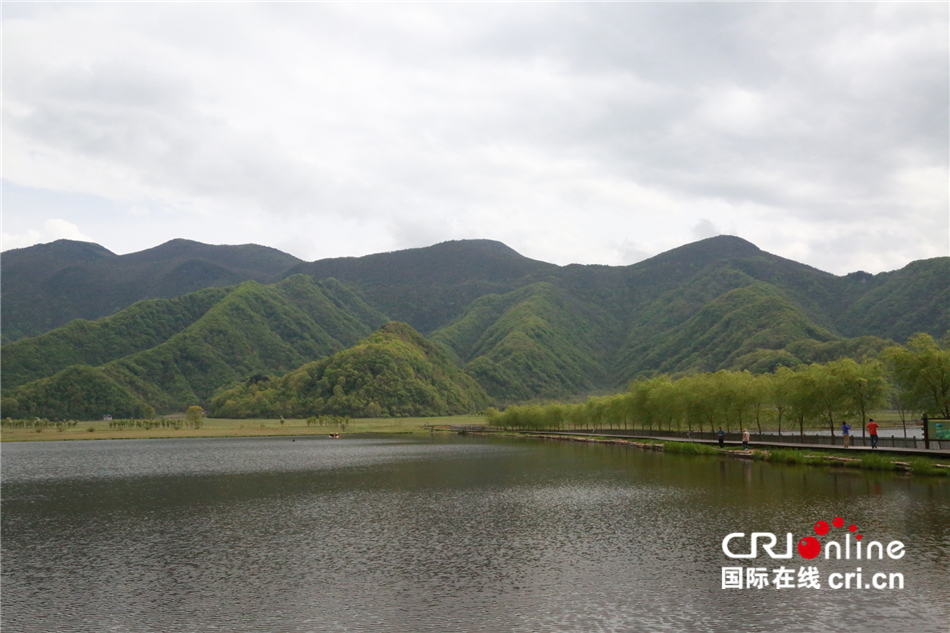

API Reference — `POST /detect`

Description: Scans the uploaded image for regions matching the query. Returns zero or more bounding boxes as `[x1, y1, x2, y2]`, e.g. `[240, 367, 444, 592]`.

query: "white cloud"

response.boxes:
[1, 3, 946, 273]
[1, 229, 42, 251]
[1, 219, 92, 251]
[43, 218, 92, 241]
[127, 205, 150, 217]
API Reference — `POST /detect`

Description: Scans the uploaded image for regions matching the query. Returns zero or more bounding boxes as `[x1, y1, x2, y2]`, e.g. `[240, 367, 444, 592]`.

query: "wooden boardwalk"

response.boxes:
[513, 430, 950, 458]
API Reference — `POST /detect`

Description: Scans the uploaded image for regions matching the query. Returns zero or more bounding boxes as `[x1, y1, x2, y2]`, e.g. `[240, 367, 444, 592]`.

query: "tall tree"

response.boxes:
[769, 367, 797, 436]
[840, 359, 890, 438]
[883, 333, 950, 419]
[805, 361, 854, 436]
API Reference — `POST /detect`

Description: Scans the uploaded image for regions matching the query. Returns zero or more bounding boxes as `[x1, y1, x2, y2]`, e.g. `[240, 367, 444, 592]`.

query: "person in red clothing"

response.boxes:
[867, 419, 880, 449]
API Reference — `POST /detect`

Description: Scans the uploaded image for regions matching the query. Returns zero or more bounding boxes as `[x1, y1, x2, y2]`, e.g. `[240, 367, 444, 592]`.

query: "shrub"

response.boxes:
[185, 406, 205, 429]
[769, 449, 805, 464]
[860, 453, 894, 471]
[663, 441, 719, 455]
[909, 458, 937, 476]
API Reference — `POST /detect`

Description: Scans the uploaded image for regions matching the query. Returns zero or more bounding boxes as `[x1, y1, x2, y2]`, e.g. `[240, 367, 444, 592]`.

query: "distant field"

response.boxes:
[0, 415, 487, 442]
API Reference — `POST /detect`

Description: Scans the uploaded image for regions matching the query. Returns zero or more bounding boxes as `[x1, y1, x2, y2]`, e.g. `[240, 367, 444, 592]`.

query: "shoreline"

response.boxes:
[488, 431, 950, 477]
[5, 419, 949, 477]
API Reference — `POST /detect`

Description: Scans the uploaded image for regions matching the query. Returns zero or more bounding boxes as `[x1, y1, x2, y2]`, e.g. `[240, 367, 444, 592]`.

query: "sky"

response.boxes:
[2, 2, 947, 275]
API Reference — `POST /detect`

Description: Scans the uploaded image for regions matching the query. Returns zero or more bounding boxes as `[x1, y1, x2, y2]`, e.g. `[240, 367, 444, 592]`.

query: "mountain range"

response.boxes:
[2, 235, 947, 419]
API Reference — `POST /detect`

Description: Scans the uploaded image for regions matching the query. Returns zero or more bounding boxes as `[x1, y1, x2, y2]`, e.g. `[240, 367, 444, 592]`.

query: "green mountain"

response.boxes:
[2, 276, 387, 417]
[423, 239, 943, 399]
[209, 322, 490, 418]
[1, 365, 155, 421]
[3, 235, 947, 417]
[277, 239, 558, 333]
[616, 283, 841, 377]
[431, 282, 620, 402]
[834, 258, 950, 342]
[1, 238, 301, 342]
[1, 287, 231, 391]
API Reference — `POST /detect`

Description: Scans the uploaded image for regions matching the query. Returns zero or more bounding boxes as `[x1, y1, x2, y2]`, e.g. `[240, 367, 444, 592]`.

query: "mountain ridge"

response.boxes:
[2, 235, 946, 418]
[1, 239, 303, 342]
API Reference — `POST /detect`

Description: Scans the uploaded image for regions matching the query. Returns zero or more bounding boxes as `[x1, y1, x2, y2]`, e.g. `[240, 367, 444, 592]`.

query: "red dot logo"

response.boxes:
[804, 516, 863, 555]
[798, 537, 821, 559]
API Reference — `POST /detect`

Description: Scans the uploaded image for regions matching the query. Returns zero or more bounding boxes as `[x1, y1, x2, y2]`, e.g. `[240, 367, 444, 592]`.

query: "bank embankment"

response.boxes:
[495, 431, 950, 477]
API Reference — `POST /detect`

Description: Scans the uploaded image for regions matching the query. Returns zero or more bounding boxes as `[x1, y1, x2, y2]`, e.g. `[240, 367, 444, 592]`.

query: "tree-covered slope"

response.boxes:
[98, 276, 387, 412]
[1, 365, 155, 420]
[617, 283, 841, 379]
[1, 288, 230, 390]
[1, 238, 302, 342]
[4, 235, 946, 414]
[833, 258, 950, 341]
[431, 282, 620, 402]
[209, 322, 489, 418]
[2, 276, 388, 417]
[277, 239, 557, 333]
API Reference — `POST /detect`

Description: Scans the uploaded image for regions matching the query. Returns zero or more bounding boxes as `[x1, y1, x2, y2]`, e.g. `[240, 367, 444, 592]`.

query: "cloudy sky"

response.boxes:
[2, 2, 947, 275]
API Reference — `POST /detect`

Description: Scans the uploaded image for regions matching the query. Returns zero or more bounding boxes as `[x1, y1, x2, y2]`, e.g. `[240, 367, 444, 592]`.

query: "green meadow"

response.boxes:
[0, 415, 485, 442]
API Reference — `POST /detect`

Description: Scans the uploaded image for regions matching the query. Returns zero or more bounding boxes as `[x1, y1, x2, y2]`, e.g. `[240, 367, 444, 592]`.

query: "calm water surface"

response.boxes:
[2, 435, 948, 632]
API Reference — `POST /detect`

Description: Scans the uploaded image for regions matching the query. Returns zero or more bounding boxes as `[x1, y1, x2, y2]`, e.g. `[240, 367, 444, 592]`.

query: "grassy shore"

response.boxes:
[5, 417, 948, 477]
[519, 432, 950, 477]
[0, 415, 486, 442]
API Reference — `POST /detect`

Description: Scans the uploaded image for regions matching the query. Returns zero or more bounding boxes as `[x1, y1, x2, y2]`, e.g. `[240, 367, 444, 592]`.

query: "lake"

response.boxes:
[2, 434, 948, 632]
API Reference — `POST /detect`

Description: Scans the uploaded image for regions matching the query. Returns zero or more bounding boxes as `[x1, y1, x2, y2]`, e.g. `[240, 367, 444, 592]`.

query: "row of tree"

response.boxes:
[109, 418, 186, 430]
[306, 415, 349, 427]
[1, 417, 80, 429]
[487, 333, 950, 436]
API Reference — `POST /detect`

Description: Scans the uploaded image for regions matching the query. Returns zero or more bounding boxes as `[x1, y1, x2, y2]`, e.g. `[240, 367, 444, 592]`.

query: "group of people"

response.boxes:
[841, 419, 880, 448]
[716, 427, 751, 450]
[713, 419, 882, 451]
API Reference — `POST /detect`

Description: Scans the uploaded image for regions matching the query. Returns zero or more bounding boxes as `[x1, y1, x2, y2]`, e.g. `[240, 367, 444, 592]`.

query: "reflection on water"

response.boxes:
[2, 435, 948, 632]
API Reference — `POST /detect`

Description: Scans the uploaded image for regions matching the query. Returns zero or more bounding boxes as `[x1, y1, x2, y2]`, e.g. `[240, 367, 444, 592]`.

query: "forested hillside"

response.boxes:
[1, 276, 386, 417]
[430, 282, 620, 401]
[2, 235, 947, 419]
[1, 288, 231, 390]
[209, 322, 489, 418]
[1, 238, 301, 342]
[834, 258, 950, 341]
[277, 239, 558, 333]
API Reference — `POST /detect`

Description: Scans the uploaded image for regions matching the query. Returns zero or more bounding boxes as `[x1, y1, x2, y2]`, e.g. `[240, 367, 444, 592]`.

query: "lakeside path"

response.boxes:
[479, 430, 950, 475]
[5, 420, 948, 476]
[510, 430, 950, 459]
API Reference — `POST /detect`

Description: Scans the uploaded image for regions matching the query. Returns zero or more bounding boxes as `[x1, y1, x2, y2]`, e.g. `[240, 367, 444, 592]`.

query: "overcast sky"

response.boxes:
[2, 2, 947, 275]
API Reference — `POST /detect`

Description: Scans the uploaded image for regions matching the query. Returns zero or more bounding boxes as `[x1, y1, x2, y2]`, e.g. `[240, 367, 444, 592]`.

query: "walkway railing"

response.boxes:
[567, 428, 950, 451]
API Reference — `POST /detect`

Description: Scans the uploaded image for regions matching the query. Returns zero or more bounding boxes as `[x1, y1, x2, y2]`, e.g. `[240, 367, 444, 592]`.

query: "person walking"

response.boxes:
[717, 427, 726, 449]
[867, 419, 879, 449]
[842, 422, 851, 448]
[742, 429, 750, 451]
